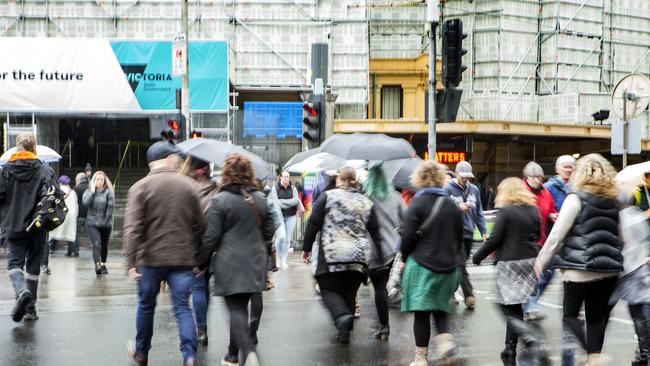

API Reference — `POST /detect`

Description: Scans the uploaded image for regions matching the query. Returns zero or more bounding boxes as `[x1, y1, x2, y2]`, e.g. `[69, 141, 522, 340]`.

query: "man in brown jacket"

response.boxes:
[123, 141, 205, 366]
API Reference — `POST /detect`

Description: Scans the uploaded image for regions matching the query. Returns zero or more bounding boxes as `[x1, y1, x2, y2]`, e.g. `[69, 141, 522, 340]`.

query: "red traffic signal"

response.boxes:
[167, 119, 181, 132]
[191, 130, 202, 139]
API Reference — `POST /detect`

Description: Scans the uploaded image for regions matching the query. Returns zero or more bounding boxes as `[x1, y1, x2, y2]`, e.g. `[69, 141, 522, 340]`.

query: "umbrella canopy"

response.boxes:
[319, 133, 416, 161]
[285, 152, 365, 174]
[283, 148, 321, 169]
[379, 157, 423, 190]
[0, 145, 62, 164]
[616, 161, 650, 196]
[177, 138, 275, 181]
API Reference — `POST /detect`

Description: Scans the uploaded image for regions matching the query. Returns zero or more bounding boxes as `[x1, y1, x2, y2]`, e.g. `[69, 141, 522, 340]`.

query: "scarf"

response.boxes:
[8, 151, 37, 162]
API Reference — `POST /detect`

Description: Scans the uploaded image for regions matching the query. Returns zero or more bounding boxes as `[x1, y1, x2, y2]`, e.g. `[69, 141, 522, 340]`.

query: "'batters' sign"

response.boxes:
[0, 37, 228, 113]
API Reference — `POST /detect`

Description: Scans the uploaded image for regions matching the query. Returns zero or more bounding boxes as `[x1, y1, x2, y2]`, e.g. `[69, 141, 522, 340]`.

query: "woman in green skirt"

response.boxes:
[400, 161, 464, 366]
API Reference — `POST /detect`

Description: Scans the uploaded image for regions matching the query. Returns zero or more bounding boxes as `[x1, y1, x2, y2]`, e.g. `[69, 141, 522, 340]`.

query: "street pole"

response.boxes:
[427, 21, 437, 161]
[181, 0, 191, 139]
[623, 93, 628, 168]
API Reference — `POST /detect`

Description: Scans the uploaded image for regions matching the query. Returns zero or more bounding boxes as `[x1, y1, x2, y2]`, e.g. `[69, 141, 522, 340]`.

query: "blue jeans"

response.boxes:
[275, 215, 297, 265]
[135, 266, 197, 362]
[524, 266, 555, 314]
[191, 273, 209, 330]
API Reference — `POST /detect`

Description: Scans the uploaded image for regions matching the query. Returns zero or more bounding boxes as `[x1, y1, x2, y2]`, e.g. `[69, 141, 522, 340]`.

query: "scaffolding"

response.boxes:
[440, 0, 650, 136]
[0, 0, 370, 120]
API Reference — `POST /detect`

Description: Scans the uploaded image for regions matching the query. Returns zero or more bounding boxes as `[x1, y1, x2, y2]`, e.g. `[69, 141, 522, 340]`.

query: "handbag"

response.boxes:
[386, 196, 447, 299]
[242, 189, 279, 272]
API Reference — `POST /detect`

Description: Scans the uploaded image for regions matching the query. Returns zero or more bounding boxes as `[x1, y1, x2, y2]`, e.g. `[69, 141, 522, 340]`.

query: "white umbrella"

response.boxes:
[0, 145, 62, 163]
[286, 152, 364, 174]
[616, 161, 650, 196]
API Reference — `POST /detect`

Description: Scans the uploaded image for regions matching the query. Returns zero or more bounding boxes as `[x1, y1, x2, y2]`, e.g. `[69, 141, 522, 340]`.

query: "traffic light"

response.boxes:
[442, 18, 467, 87]
[302, 95, 324, 148]
[190, 130, 202, 139]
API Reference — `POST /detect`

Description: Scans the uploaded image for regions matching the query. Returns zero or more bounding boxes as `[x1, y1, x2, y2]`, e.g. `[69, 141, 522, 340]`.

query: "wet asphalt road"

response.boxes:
[0, 249, 639, 366]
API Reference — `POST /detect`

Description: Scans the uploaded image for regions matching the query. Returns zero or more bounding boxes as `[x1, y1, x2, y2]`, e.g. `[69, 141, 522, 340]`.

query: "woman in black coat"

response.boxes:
[472, 177, 545, 366]
[198, 154, 275, 366]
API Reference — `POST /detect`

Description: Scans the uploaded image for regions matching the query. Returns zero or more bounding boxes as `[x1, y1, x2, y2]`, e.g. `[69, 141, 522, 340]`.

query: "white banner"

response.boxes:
[0, 38, 141, 112]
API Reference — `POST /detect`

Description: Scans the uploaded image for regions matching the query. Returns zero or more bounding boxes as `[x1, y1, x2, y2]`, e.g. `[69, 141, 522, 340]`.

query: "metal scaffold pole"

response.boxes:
[182, 0, 191, 139]
[427, 20, 437, 161]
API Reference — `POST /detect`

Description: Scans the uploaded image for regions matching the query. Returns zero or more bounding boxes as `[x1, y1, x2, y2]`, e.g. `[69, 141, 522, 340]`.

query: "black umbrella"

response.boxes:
[379, 157, 423, 190]
[177, 138, 275, 181]
[319, 133, 416, 161]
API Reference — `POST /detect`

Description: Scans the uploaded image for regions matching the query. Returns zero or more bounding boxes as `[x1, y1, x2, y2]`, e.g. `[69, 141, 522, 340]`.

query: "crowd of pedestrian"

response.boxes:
[2, 132, 649, 366]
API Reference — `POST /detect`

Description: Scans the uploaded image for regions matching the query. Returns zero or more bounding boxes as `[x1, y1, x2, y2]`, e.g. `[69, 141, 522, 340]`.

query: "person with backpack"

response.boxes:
[401, 160, 464, 366]
[48, 175, 79, 264]
[362, 163, 404, 341]
[0, 134, 61, 322]
[83, 171, 115, 275]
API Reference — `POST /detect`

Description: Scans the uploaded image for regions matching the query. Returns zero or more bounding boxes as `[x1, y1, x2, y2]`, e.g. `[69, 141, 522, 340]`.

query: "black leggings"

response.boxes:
[317, 271, 364, 324]
[413, 311, 450, 347]
[87, 224, 111, 264]
[249, 293, 263, 331]
[225, 293, 254, 362]
[500, 304, 525, 345]
[563, 277, 618, 353]
[369, 268, 390, 326]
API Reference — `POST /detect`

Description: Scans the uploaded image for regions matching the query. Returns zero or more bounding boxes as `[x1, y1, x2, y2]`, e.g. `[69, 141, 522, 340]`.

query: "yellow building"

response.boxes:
[337, 54, 650, 186]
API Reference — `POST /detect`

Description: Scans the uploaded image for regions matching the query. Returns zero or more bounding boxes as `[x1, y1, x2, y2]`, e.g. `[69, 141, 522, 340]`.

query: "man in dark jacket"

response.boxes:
[123, 141, 205, 366]
[0, 134, 59, 322]
[71, 172, 89, 257]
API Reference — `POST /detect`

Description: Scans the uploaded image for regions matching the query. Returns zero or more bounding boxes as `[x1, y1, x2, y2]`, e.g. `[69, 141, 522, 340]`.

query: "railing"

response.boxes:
[95, 141, 151, 169]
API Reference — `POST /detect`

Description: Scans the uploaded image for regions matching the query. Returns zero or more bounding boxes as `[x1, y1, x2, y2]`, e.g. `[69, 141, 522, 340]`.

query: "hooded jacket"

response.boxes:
[0, 152, 57, 237]
[443, 179, 487, 239]
[74, 175, 89, 218]
[544, 176, 571, 211]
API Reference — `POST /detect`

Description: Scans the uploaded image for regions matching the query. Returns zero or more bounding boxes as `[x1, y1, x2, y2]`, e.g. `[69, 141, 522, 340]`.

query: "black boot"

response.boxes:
[373, 324, 390, 341]
[632, 320, 650, 366]
[222, 344, 239, 365]
[197, 328, 208, 346]
[500, 340, 517, 366]
[334, 314, 354, 344]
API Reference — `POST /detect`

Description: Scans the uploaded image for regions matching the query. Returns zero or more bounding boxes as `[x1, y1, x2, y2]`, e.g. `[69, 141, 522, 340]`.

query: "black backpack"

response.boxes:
[26, 178, 68, 232]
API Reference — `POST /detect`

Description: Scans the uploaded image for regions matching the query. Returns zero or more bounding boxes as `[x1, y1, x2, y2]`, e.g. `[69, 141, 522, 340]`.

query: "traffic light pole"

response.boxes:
[427, 21, 438, 161]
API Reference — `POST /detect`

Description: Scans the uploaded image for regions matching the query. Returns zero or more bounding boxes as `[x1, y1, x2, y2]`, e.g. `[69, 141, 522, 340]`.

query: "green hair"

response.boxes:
[363, 164, 391, 202]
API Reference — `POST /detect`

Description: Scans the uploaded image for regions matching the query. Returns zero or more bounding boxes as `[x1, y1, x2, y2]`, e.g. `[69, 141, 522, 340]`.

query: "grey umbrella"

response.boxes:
[319, 133, 416, 161]
[177, 138, 275, 181]
[379, 157, 423, 190]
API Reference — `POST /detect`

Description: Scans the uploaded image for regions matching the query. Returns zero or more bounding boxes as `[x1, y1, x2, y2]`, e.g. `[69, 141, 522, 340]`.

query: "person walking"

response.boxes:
[302, 167, 382, 344]
[362, 163, 404, 341]
[617, 175, 650, 366]
[271, 171, 302, 269]
[198, 154, 275, 366]
[72, 172, 89, 257]
[443, 161, 487, 310]
[0, 133, 60, 322]
[535, 154, 624, 366]
[83, 171, 115, 275]
[401, 160, 463, 366]
[521, 161, 558, 321]
[181, 156, 219, 347]
[545, 155, 576, 211]
[472, 178, 543, 365]
[49, 175, 78, 259]
[123, 141, 205, 366]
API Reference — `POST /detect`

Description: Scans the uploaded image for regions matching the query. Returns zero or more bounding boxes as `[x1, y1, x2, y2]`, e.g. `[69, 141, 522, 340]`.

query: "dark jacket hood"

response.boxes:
[5, 159, 43, 182]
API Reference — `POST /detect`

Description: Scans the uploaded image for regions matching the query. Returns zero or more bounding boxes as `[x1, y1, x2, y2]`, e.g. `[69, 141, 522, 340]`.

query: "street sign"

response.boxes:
[172, 33, 186, 76]
[611, 119, 641, 155]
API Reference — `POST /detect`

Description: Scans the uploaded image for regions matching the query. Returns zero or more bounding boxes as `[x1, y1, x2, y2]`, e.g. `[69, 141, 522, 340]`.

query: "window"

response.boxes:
[381, 86, 402, 119]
